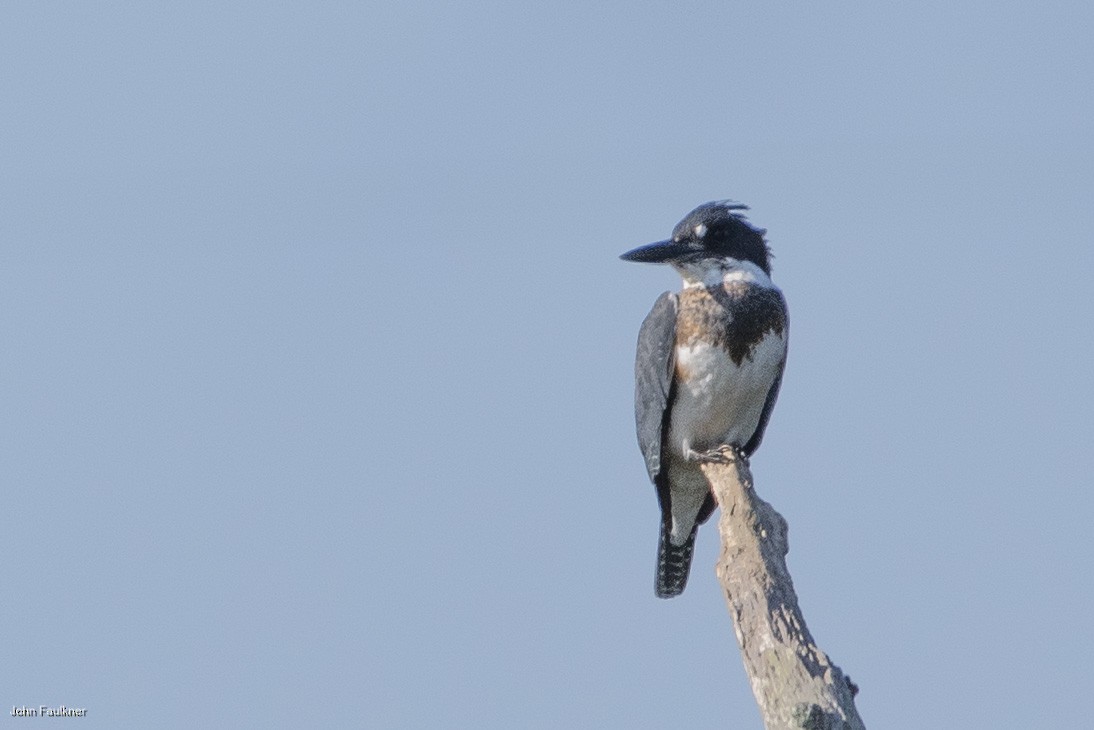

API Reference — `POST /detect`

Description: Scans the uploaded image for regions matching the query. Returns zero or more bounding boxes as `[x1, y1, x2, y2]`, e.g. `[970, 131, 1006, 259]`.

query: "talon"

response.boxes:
[691, 445, 747, 465]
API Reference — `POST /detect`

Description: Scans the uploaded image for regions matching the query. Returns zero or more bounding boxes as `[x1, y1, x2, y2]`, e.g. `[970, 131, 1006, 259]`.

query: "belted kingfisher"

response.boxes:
[621, 201, 788, 598]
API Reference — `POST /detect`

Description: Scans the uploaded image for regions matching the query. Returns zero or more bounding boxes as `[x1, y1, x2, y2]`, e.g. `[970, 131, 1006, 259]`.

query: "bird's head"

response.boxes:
[620, 201, 772, 280]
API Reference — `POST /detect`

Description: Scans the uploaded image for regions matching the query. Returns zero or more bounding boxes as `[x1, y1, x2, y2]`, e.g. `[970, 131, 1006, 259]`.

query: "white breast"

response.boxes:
[668, 330, 785, 457]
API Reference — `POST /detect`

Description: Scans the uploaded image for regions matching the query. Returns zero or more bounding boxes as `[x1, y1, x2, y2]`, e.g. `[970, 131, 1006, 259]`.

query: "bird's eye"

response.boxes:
[693, 224, 708, 239]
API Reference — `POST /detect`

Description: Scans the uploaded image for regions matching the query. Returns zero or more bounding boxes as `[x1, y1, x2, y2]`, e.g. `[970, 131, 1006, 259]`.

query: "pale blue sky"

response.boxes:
[3, 2, 1092, 728]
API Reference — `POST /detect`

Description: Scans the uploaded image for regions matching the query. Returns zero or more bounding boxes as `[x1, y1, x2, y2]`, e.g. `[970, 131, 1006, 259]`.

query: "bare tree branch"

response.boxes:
[700, 450, 865, 730]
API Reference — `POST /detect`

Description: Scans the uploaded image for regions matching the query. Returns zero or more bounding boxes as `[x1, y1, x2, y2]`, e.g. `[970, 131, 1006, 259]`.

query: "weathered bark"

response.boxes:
[700, 450, 865, 730]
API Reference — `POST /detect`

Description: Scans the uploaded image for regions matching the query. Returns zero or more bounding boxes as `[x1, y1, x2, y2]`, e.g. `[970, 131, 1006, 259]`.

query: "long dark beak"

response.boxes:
[619, 239, 696, 263]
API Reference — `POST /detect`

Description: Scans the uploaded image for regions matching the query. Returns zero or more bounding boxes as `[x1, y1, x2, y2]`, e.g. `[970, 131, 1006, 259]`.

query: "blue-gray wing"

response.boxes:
[633, 291, 678, 482]
[741, 360, 785, 456]
[742, 292, 789, 456]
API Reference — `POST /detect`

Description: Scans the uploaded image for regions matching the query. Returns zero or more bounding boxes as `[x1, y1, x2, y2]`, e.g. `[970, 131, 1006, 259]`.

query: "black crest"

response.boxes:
[672, 201, 773, 274]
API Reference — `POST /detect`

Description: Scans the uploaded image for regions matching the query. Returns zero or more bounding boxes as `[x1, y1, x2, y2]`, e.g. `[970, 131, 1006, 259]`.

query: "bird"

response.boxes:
[621, 201, 788, 598]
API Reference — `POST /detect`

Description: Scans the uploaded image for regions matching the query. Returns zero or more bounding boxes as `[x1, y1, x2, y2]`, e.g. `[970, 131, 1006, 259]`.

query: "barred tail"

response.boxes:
[655, 520, 698, 598]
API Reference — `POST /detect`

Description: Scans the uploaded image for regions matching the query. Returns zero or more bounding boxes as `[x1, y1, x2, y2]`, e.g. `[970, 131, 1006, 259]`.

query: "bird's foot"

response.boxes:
[688, 444, 749, 466]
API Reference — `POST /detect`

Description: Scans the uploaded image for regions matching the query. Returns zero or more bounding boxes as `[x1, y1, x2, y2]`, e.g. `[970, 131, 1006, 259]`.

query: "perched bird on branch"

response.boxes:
[621, 201, 788, 598]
